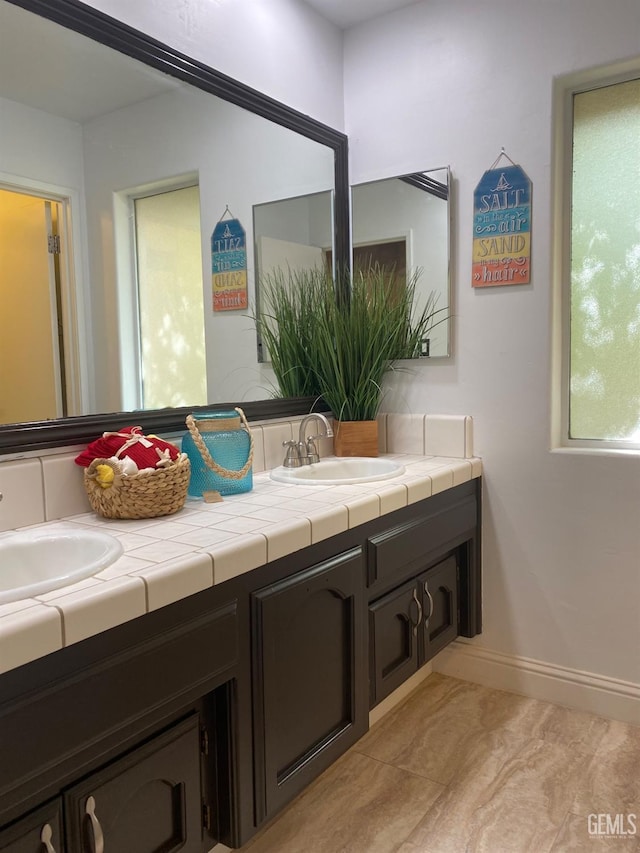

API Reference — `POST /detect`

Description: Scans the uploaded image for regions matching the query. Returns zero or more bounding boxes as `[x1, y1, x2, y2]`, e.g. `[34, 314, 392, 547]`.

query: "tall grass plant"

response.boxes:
[255, 264, 444, 419]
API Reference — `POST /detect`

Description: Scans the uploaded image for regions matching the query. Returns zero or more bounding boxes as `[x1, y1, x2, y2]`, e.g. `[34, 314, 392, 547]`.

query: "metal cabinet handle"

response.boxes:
[85, 795, 105, 853]
[411, 588, 423, 636]
[40, 823, 56, 853]
[424, 580, 434, 627]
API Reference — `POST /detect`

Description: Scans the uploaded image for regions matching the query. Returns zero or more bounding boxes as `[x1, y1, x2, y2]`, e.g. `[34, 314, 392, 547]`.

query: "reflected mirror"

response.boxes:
[351, 168, 451, 357]
[0, 0, 346, 450]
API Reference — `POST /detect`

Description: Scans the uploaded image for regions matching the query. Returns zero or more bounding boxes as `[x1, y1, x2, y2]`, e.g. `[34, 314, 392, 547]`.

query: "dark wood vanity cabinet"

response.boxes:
[420, 556, 459, 659]
[64, 715, 203, 853]
[0, 587, 245, 852]
[0, 716, 204, 853]
[251, 548, 368, 823]
[0, 479, 481, 850]
[0, 801, 63, 853]
[369, 554, 458, 706]
[366, 480, 480, 708]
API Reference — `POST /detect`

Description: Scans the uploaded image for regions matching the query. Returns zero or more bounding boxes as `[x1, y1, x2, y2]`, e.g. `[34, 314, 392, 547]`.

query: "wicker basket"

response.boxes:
[83, 454, 191, 520]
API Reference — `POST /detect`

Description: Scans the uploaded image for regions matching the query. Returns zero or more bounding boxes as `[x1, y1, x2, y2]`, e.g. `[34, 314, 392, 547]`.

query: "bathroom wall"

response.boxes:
[80, 0, 345, 130]
[344, 0, 640, 702]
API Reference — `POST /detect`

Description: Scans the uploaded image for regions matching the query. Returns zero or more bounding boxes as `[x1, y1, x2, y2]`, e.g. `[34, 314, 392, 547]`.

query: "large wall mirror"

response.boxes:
[351, 168, 451, 358]
[0, 0, 348, 454]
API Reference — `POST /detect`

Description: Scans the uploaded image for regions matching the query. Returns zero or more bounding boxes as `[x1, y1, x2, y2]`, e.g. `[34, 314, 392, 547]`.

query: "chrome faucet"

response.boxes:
[282, 413, 334, 467]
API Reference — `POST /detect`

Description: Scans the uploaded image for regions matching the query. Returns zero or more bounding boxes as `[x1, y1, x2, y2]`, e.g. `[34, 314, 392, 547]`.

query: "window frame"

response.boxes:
[552, 58, 640, 453]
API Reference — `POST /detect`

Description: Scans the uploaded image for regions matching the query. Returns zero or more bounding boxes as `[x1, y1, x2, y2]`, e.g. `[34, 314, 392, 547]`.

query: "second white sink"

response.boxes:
[0, 527, 123, 604]
[270, 456, 405, 486]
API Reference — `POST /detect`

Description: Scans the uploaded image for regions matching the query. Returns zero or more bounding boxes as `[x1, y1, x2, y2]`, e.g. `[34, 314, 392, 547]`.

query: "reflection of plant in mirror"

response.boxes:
[254, 268, 326, 398]
[255, 265, 445, 418]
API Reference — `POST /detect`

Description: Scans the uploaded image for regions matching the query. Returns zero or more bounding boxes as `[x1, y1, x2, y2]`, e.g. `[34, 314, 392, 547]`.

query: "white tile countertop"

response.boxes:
[0, 453, 482, 676]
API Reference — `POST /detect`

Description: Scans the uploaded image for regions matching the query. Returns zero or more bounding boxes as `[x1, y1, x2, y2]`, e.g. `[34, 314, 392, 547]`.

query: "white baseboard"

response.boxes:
[433, 640, 640, 725]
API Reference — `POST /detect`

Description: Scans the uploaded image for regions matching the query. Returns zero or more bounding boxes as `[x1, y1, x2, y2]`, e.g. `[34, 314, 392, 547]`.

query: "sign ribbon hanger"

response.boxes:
[488, 147, 518, 171]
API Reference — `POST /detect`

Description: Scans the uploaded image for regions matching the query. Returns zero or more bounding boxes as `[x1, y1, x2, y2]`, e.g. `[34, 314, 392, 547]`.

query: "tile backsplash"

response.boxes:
[0, 413, 474, 532]
[0, 459, 46, 530]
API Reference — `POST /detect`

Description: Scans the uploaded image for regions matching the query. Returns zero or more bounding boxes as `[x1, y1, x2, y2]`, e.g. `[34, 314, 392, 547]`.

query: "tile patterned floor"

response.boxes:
[234, 674, 640, 853]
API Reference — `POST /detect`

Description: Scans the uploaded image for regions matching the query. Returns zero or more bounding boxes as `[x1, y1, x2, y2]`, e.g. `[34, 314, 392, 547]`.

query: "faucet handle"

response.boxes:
[305, 437, 320, 465]
[282, 439, 301, 468]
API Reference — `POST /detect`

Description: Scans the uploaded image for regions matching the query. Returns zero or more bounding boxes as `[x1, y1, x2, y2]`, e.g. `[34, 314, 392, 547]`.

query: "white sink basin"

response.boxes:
[0, 527, 123, 604]
[270, 457, 405, 486]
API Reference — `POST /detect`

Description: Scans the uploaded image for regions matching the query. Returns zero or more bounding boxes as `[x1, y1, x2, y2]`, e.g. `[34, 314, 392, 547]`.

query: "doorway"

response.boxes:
[0, 187, 67, 424]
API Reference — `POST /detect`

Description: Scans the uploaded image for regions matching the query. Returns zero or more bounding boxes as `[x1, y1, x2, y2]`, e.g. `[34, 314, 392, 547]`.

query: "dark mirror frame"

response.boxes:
[1, 0, 347, 455]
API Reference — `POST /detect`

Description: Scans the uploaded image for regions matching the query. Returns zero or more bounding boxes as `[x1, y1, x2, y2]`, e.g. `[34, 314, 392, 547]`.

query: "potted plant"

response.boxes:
[313, 265, 441, 455]
[255, 265, 444, 455]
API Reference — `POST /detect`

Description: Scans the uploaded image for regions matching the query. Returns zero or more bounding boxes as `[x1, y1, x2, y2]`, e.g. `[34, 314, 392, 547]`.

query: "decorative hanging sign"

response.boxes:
[211, 207, 248, 311]
[472, 150, 532, 287]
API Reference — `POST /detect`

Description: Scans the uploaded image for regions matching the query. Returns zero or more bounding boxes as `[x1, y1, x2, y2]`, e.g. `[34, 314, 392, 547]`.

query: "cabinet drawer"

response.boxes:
[64, 715, 203, 853]
[367, 492, 476, 592]
[0, 800, 62, 853]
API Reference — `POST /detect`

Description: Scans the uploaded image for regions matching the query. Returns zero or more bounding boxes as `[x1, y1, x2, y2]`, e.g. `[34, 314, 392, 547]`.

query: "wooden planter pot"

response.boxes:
[333, 420, 379, 457]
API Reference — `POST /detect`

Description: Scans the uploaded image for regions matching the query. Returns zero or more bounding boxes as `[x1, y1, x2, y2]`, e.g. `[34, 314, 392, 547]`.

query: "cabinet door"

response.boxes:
[64, 715, 204, 853]
[369, 578, 421, 708]
[252, 548, 367, 822]
[0, 801, 63, 853]
[420, 555, 458, 664]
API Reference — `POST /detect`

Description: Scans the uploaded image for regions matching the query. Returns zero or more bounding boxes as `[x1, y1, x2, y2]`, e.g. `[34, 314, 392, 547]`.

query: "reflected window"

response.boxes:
[569, 76, 640, 444]
[134, 185, 206, 409]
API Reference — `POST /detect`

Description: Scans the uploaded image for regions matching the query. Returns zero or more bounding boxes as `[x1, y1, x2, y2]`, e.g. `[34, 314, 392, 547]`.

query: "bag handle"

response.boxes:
[185, 407, 254, 481]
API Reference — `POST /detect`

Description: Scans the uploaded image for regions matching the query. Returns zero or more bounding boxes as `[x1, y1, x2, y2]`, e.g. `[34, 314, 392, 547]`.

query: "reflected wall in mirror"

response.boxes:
[351, 167, 451, 358]
[0, 0, 347, 449]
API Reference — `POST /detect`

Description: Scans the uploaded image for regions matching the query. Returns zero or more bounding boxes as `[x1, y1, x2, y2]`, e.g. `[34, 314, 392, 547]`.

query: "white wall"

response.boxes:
[344, 0, 640, 690]
[81, 0, 345, 130]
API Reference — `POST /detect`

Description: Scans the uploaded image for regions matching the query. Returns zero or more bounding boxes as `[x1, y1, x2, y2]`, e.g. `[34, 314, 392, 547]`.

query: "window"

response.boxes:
[133, 185, 207, 410]
[560, 71, 640, 448]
